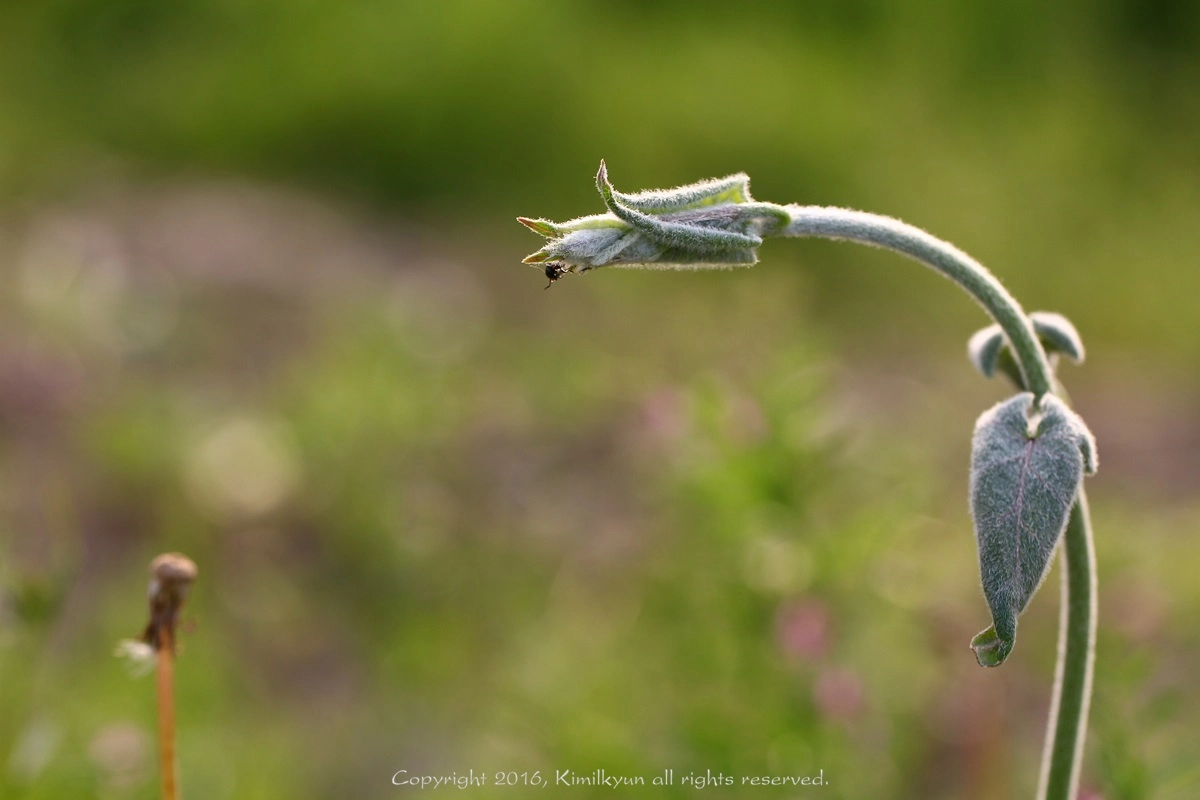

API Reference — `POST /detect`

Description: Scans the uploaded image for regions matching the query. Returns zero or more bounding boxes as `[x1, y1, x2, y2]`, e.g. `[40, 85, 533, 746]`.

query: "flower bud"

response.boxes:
[518, 161, 793, 281]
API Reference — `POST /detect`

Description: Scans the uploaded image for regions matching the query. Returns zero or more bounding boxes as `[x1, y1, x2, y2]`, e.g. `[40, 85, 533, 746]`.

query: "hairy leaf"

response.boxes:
[1029, 311, 1085, 364]
[966, 312, 1086, 386]
[968, 393, 1096, 666]
[967, 325, 1007, 379]
[596, 161, 764, 253]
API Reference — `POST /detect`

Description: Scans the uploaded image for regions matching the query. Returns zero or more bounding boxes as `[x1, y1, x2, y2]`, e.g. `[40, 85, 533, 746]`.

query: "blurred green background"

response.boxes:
[1, 2, 1198, 798]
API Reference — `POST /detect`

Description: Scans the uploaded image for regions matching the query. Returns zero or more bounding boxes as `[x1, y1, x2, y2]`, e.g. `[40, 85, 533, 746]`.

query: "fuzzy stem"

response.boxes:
[1037, 490, 1096, 800]
[156, 626, 178, 800]
[783, 206, 1052, 397]
[780, 205, 1094, 799]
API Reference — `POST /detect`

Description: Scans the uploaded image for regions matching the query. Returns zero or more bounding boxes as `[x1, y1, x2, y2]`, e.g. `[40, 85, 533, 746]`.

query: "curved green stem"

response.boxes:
[783, 206, 1052, 397]
[1037, 489, 1096, 800]
[781, 205, 1094, 800]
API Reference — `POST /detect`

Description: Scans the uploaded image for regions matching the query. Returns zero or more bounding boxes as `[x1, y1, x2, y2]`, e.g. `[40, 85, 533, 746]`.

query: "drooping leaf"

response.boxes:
[968, 393, 1096, 666]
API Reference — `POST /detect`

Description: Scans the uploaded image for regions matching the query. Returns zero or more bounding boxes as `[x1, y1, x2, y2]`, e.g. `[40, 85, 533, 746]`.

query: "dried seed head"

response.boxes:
[143, 553, 198, 652]
[150, 553, 198, 590]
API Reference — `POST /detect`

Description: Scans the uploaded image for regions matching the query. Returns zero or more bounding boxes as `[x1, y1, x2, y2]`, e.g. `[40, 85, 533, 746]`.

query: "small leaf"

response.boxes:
[969, 393, 1094, 665]
[966, 312, 1086, 384]
[965, 324, 1025, 387]
[1029, 311, 1085, 364]
[967, 324, 1005, 378]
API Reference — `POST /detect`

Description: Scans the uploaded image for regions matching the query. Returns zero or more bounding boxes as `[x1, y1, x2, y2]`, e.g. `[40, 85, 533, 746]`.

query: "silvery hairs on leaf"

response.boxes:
[968, 393, 1097, 667]
[517, 161, 792, 278]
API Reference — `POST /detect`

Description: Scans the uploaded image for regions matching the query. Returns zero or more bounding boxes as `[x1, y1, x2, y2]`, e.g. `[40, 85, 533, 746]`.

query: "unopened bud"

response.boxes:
[518, 161, 793, 281]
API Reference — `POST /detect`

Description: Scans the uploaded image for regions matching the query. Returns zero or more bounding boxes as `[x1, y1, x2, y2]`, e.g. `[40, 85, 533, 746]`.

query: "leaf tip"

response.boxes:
[967, 324, 1005, 379]
[970, 626, 1013, 667]
[1031, 311, 1086, 364]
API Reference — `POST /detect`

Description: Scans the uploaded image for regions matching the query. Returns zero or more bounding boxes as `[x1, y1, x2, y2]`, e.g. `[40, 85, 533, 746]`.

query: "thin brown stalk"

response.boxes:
[141, 553, 197, 800]
[156, 626, 178, 800]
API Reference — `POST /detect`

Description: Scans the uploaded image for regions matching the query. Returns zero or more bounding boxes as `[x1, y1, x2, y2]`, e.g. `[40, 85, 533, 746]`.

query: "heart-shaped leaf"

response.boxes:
[968, 392, 1096, 666]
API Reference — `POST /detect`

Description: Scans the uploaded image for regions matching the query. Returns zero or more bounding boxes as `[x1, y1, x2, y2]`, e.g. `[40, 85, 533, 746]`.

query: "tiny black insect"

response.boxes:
[543, 262, 569, 289]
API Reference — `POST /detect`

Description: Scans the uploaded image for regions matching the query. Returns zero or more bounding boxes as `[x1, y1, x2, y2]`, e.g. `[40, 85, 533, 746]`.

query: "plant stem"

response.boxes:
[782, 206, 1052, 397]
[156, 626, 178, 800]
[780, 205, 1095, 798]
[1037, 490, 1096, 800]
[143, 553, 195, 800]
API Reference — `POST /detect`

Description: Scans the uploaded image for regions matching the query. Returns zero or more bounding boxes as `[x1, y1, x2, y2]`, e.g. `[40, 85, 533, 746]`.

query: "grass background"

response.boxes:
[1, 2, 1198, 798]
